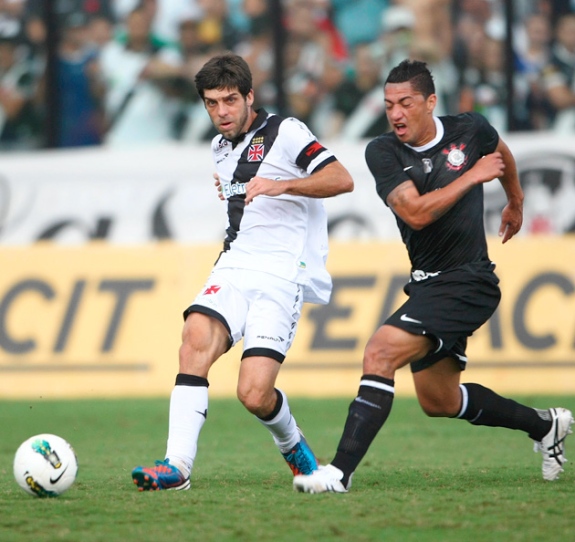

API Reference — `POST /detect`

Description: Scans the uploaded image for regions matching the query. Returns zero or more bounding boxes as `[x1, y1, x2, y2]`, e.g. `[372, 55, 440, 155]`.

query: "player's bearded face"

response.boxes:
[384, 82, 436, 147]
[203, 87, 254, 140]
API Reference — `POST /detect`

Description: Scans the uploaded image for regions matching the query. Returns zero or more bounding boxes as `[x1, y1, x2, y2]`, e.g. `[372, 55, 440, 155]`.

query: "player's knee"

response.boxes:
[178, 315, 227, 373]
[420, 403, 449, 417]
[237, 384, 267, 416]
[418, 397, 459, 418]
[178, 334, 211, 374]
[363, 327, 422, 376]
[178, 341, 193, 371]
[363, 341, 400, 376]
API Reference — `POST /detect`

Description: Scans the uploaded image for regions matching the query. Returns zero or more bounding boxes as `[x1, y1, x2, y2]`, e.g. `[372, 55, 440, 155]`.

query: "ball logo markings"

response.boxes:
[13, 434, 78, 498]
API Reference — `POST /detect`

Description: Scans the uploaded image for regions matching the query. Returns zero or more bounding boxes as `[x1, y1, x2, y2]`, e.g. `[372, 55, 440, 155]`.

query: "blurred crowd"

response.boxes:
[1, 0, 575, 151]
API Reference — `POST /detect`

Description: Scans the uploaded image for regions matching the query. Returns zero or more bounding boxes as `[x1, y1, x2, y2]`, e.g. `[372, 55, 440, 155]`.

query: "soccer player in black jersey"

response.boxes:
[131, 53, 354, 491]
[294, 59, 573, 493]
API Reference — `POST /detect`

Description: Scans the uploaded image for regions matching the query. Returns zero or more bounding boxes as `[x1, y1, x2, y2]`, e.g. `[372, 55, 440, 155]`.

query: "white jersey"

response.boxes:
[211, 110, 337, 304]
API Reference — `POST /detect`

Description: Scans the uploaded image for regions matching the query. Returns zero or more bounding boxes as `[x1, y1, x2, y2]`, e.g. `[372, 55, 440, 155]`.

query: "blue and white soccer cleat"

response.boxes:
[282, 430, 318, 476]
[131, 459, 190, 491]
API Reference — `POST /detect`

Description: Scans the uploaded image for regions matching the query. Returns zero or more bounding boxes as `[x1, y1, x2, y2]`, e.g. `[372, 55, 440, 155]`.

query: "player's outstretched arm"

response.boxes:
[244, 161, 354, 204]
[495, 138, 524, 243]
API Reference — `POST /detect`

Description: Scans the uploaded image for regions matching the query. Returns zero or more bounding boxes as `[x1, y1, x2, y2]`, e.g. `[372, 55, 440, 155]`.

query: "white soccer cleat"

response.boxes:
[293, 464, 350, 494]
[533, 407, 574, 481]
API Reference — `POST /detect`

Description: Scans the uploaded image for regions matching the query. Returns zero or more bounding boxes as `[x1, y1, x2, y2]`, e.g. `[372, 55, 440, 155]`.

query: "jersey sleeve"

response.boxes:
[468, 112, 499, 155]
[279, 117, 336, 174]
[365, 136, 409, 207]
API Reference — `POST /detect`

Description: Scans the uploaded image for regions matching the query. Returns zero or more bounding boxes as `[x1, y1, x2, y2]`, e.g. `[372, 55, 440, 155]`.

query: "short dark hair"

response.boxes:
[194, 53, 253, 100]
[385, 59, 435, 98]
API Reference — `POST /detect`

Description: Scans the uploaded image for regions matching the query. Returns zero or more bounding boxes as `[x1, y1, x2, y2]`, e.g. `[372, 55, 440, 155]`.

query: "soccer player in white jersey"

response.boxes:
[131, 53, 354, 490]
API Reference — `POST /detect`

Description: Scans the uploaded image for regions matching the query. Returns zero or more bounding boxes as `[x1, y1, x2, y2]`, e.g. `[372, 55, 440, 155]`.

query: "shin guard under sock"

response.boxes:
[457, 383, 552, 440]
[256, 388, 300, 452]
[166, 373, 209, 477]
[332, 375, 394, 486]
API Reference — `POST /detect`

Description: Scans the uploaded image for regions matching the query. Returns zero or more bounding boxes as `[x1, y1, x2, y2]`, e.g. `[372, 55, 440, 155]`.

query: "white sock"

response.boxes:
[165, 384, 208, 478]
[257, 389, 300, 453]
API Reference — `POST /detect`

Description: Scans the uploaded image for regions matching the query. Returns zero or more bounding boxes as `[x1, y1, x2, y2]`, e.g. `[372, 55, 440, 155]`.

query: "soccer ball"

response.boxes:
[13, 434, 78, 497]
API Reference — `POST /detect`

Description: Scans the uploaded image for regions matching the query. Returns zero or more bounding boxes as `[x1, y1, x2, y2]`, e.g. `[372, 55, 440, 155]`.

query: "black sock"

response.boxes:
[175, 373, 209, 387]
[331, 375, 394, 486]
[457, 383, 552, 440]
[257, 389, 283, 421]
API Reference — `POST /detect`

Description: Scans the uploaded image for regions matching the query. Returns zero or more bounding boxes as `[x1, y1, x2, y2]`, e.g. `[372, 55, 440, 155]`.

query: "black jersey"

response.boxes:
[365, 112, 499, 273]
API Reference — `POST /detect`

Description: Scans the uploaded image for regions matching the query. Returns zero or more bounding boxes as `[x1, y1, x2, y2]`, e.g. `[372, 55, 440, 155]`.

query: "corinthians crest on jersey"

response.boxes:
[443, 143, 468, 171]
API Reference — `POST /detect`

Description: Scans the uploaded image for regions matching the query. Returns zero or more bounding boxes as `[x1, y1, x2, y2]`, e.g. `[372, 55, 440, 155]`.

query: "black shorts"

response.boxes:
[384, 261, 501, 373]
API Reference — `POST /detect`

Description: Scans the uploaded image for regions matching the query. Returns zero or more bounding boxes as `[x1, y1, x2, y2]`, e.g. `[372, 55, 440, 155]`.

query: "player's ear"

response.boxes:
[246, 89, 255, 108]
[426, 94, 437, 114]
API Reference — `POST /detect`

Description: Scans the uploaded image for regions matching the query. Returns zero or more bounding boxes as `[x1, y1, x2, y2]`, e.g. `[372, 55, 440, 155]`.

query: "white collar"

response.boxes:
[406, 116, 443, 152]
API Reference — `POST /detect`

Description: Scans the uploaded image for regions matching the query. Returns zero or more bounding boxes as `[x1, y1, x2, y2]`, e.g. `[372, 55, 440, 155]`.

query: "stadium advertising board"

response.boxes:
[0, 239, 574, 399]
[0, 132, 574, 246]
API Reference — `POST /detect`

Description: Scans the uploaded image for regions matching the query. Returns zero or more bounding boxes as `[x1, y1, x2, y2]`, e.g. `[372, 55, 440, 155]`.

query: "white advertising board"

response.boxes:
[0, 132, 574, 245]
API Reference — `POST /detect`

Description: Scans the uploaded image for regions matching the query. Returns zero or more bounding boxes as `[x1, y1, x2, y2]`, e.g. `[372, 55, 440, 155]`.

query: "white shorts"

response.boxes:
[185, 268, 304, 363]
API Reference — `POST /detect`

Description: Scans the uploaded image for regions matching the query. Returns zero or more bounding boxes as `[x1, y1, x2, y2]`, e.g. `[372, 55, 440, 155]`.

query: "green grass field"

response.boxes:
[1, 395, 575, 542]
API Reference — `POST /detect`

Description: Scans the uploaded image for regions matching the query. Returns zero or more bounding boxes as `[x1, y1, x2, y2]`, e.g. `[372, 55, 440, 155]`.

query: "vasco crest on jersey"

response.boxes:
[442, 143, 468, 171]
[247, 136, 265, 162]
